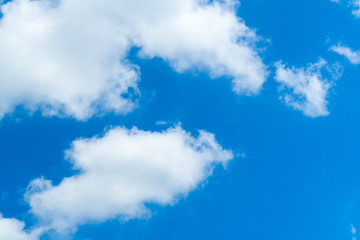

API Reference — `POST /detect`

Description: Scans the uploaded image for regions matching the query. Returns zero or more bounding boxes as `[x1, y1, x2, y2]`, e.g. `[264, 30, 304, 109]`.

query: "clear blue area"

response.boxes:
[1, 0, 360, 239]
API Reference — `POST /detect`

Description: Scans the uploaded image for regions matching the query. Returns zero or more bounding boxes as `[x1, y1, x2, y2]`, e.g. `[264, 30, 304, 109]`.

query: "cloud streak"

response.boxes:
[330, 44, 360, 65]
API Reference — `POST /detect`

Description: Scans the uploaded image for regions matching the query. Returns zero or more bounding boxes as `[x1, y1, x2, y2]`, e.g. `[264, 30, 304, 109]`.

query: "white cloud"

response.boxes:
[330, 44, 360, 65]
[0, 214, 40, 240]
[274, 59, 339, 117]
[0, 0, 267, 120]
[25, 126, 233, 233]
[130, 0, 268, 95]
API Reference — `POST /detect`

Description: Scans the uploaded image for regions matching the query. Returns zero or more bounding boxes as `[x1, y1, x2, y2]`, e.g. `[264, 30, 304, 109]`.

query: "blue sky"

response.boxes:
[1, 0, 360, 239]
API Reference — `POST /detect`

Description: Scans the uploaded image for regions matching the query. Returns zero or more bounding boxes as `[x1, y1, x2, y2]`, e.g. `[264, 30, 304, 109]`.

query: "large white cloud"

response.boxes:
[0, 0, 267, 120]
[274, 59, 341, 117]
[24, 126, 233, 234]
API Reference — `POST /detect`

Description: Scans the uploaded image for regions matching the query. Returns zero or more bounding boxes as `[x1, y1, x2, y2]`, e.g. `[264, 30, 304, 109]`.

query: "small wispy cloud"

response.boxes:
[274, 59, 341, 117]
[352, 223, 357, 240]
[351, 0, 360, 17]
[331, 0, 360, 17]
[330, 44, 360, 65]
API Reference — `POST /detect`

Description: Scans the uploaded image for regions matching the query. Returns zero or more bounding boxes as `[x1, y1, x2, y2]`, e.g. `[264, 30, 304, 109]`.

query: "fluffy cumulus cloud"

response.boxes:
[274, 59, 341, 117]
[0, 0, 267, 120]
[330, 44, 360, 64]
[0, 214, 40, 240]
[23, 126, 233, 235]
[0, 0, 139, 120]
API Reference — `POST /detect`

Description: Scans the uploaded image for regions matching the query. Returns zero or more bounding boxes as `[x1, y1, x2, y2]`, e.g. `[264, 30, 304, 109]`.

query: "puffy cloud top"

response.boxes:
[26, 126, 233, 232]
